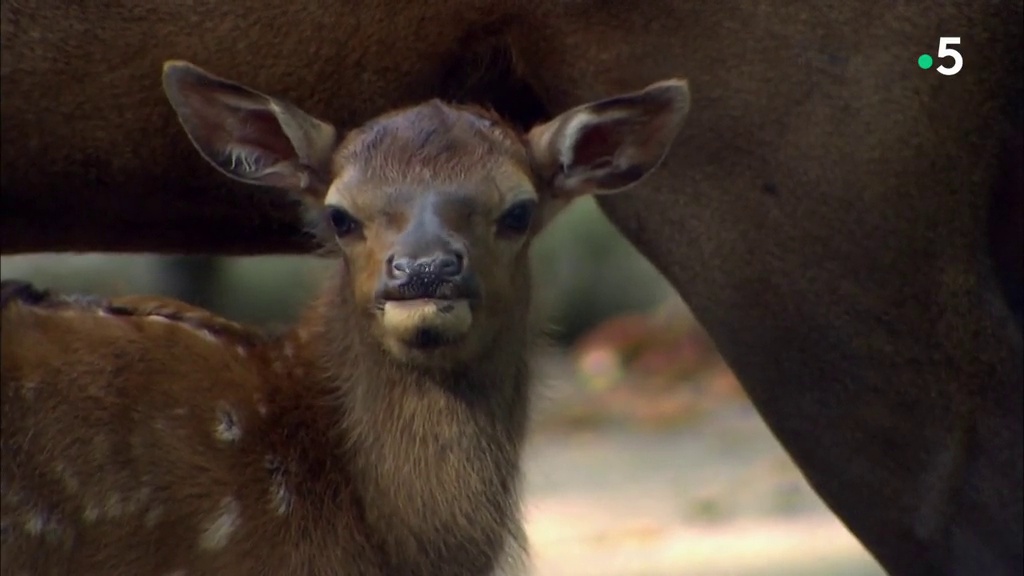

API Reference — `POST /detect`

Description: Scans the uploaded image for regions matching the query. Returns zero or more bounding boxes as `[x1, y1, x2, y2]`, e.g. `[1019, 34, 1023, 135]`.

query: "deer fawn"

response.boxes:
[0, 60, 690, 575]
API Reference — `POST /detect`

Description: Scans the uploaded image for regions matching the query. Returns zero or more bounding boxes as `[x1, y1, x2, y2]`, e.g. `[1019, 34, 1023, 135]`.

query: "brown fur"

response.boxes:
[2, 2, 1022, 575]
[0, 283, 527, 576]
[0, 78, 688, 575]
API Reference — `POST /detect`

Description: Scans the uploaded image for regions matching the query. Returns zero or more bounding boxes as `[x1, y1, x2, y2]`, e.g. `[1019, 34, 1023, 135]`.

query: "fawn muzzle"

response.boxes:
[375, 231, 478, 350]
[375, 261, 479, 351]
[376, 209, 476, 304]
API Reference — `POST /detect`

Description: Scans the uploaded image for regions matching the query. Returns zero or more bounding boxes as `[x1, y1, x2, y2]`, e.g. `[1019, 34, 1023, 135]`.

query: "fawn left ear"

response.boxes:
[162, 59, 338, 195]
[527, 79, 690, 198]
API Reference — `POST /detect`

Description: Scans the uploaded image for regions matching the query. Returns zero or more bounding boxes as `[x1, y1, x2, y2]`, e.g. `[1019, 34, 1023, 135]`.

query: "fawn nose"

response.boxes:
[387, 251, 465, 281]
[380, 249, 470, 301]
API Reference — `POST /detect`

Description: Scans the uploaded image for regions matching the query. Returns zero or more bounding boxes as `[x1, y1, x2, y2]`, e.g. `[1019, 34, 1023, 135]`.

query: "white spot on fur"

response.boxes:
[251, 393, 268, 417]
[148, 315, 172, 324]
[25, 512, 47, 535]
[82, 503, 101, 523]
[264, 455, 291, 516]
[190, 325, 219, 343]
[214, 403, 242, 443]
[22, 510, 66, 545]
[270, 483, 291, 516]
[199, 497, 240, 550]
[236, 345, 248, 357]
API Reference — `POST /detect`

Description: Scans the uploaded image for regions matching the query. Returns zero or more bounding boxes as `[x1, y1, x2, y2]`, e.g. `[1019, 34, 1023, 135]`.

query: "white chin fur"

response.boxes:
[381, 299, 473, 341]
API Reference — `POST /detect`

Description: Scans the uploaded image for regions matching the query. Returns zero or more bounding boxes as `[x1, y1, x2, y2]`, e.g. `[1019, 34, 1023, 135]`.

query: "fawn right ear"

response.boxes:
[527, 79, 690, 199]
[162, 60, 338, 194]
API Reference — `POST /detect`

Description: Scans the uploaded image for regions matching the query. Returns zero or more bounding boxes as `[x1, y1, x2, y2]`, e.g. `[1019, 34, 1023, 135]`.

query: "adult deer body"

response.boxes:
[2, 2, 1021, 574]
[0, 62, 690, 575]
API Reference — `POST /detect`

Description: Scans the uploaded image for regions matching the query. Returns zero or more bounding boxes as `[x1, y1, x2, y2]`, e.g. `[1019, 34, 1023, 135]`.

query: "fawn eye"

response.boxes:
[327, 206, 362, 238]
[496, 200, 536, 236]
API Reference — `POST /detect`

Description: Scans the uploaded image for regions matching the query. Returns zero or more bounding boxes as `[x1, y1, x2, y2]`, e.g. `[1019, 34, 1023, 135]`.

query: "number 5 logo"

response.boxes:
[936, 37, 963, 76]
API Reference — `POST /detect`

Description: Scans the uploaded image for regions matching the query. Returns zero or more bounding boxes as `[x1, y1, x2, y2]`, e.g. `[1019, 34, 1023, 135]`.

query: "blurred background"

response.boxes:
[1, 198, 884, 576]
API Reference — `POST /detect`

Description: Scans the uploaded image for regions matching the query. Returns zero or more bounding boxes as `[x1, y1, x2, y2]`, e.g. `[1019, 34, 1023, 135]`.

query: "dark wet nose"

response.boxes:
[387, 251, 465, 281]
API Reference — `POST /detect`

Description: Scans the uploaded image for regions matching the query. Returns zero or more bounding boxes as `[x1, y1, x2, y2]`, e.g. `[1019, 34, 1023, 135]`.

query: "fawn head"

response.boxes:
[161, 60, 690, 366]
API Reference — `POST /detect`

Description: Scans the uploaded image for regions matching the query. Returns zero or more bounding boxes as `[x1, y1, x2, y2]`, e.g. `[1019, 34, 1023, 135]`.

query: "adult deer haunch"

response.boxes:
[0, 61, 690, 575]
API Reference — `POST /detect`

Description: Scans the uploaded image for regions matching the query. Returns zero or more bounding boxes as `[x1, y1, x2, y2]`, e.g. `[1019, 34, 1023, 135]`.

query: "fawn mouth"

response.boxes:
[374, 275, 479, 304]
[378, 298, 474, 351]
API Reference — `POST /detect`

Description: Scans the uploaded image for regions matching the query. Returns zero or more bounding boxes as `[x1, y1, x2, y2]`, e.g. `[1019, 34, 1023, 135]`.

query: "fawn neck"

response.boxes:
[293, 274, 533, 574]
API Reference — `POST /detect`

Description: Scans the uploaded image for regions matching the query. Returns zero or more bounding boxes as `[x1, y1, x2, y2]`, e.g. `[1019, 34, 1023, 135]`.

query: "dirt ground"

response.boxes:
[521, 359, 885, 576]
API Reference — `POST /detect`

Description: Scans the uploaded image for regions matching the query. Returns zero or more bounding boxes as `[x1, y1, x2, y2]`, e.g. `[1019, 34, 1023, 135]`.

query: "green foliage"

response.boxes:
[212, 257, 326, 327]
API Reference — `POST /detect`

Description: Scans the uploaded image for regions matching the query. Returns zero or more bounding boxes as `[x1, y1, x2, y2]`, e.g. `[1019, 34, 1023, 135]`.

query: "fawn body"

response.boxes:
[0, 61, 690, 575]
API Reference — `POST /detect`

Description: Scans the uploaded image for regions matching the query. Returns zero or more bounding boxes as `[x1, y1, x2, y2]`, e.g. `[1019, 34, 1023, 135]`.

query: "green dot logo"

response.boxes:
[918, 54, 934, 70]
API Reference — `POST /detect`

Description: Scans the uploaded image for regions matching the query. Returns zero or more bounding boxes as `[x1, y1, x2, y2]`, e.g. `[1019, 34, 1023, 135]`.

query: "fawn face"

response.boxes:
[162, 61, 690, 365]
[320, 103, 545, 363]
